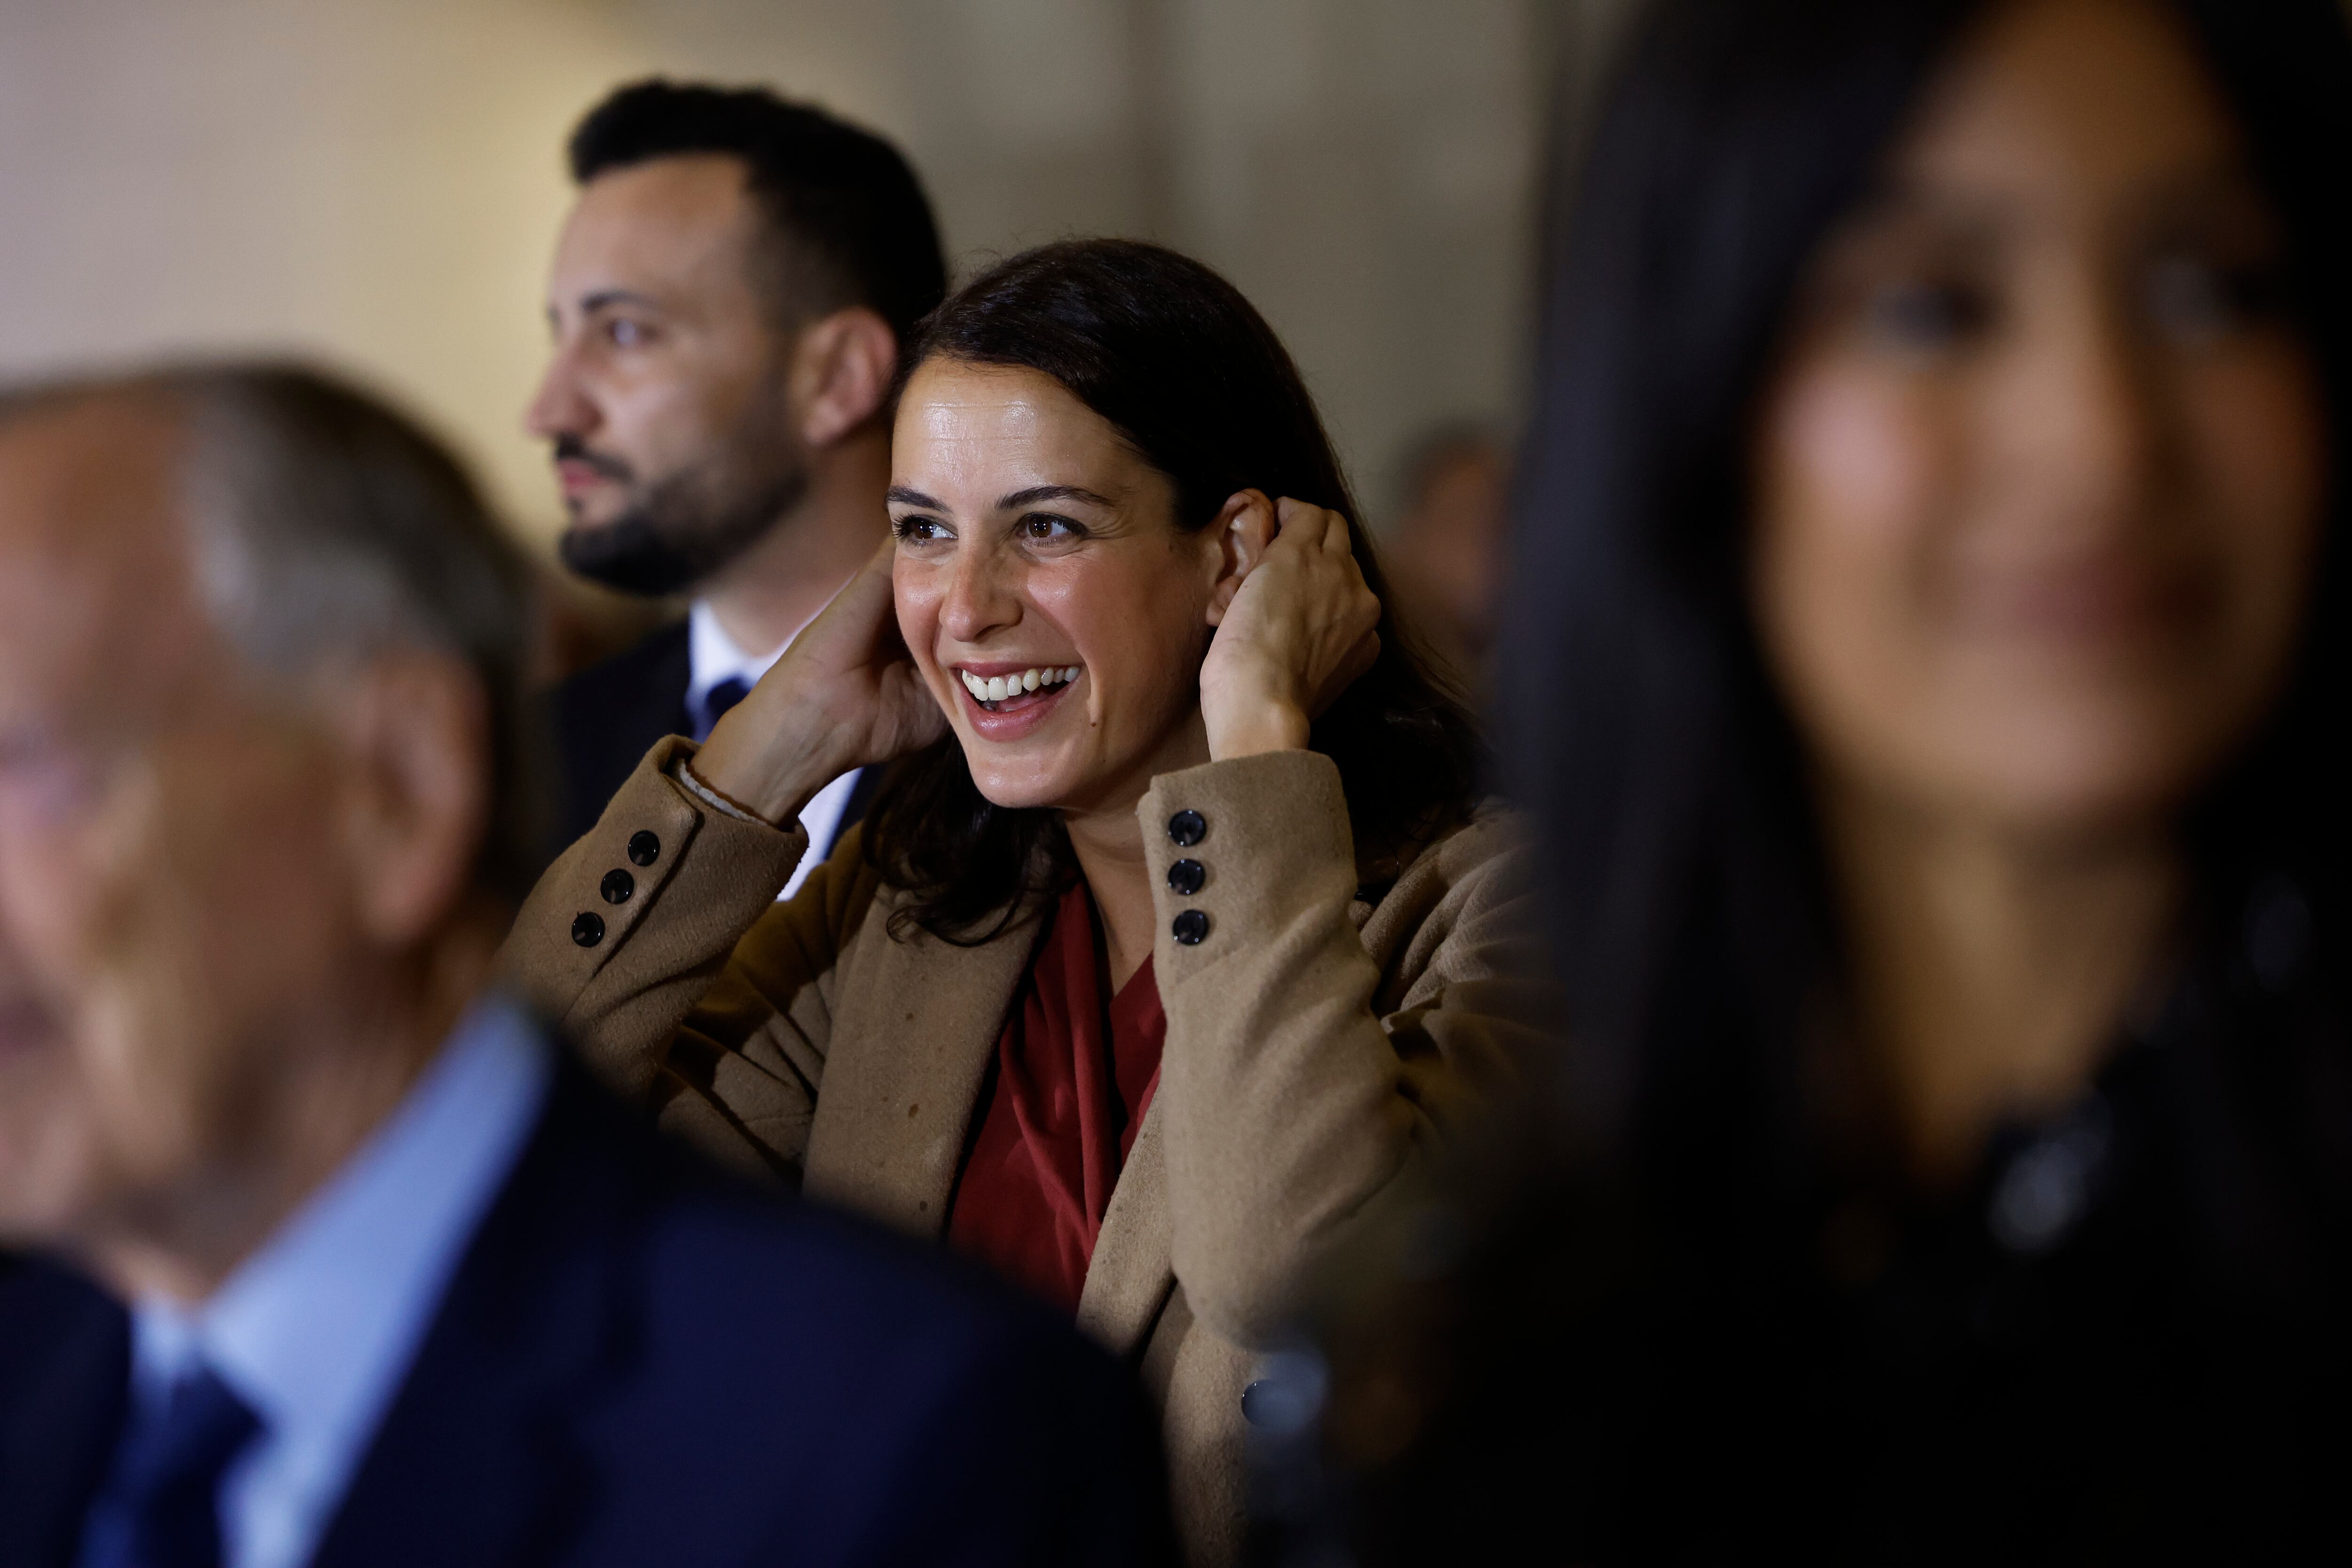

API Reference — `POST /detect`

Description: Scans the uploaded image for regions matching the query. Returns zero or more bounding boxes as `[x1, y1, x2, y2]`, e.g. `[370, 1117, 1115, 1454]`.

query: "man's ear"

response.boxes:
[792, 306, 899, 449]
[326, 653, 492, 948]
[1206, 490, 1276, 627]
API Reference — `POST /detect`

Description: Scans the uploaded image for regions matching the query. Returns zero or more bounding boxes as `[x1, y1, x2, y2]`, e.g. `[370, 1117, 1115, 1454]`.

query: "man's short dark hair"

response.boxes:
[568, 80, 948, 349]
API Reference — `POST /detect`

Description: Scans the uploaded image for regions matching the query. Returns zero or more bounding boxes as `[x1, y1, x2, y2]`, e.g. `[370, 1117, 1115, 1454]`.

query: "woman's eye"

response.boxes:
[892, 514, 951, 542]
[1019, 513, 1081, 543]
[1859, 278, 1994, 353]
[2144, 254, 2285, 346]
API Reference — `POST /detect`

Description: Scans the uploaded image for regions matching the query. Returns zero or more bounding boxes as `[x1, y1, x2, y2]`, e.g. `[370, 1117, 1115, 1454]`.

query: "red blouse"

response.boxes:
[946, 881, 1166, 1313]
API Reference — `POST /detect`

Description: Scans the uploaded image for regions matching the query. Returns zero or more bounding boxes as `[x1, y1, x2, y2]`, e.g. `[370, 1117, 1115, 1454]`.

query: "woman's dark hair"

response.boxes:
[865, 238, 1483, 940]
[1237, 8, 2352, 1560]
[1500, 0, 2352, 1166]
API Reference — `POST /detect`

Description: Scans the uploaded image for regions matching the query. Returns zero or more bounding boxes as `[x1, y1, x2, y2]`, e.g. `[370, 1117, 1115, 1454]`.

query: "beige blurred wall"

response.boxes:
[0, 0, 1571, 549]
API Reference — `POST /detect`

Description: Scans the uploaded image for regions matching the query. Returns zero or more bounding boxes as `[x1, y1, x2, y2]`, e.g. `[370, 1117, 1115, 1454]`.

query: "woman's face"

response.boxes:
[890, 359, 1227, 813]
[1752, 0, 2327, 838]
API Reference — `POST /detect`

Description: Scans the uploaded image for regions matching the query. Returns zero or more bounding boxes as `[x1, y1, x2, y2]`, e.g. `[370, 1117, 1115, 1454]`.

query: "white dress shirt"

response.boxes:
[686, 598, 861, 901]
[103, 996, 552, 1568]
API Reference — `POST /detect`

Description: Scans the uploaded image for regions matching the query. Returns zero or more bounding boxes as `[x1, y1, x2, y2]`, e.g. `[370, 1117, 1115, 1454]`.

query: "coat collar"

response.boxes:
[1076, 1099, 1177, 1353]
[802, 894, 1047, 1242]
[808, 880, 1183, 1357]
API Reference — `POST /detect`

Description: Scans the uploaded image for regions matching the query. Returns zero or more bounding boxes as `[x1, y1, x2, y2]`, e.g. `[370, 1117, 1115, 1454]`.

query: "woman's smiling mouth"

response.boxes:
[958, 662, 1082, 712]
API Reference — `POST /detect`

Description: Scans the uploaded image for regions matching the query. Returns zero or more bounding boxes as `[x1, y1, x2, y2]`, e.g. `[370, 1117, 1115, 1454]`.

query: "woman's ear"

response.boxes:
[1206, 490, 1275, 626]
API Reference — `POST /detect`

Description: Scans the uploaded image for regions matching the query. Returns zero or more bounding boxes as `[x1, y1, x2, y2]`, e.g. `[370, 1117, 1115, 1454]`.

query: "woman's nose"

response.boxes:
[2008, 284, 2169, 533]
[938, 542, 1021, 643]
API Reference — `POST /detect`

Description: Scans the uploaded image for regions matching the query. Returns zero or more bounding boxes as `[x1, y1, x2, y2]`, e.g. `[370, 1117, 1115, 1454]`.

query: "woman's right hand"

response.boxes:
[691, 537, 947, 827]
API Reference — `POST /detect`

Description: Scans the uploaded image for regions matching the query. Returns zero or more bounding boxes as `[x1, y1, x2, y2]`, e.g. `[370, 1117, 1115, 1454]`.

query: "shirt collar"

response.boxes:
[685, 600, 795, 717]
[130, 993, 552, 1514]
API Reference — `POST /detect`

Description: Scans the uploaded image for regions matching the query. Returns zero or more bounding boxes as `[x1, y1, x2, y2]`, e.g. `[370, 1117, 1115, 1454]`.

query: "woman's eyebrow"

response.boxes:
[886, 486, 946, 509]
[997, 484, 1116, 511]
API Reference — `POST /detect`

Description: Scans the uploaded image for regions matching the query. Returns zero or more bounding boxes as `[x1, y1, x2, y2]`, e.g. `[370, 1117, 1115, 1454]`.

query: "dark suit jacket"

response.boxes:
[0, 1049, 1170, 1568]
[543, 621, 877, 864]
[546, 620, 692, 855]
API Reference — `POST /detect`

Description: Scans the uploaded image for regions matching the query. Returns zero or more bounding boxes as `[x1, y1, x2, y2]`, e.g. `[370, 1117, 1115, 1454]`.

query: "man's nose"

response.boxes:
[524, 345, 596, 442]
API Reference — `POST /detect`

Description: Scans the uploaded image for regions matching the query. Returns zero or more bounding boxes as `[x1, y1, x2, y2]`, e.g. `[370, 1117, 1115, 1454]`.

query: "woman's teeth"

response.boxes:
[961, 665, 1081, 705]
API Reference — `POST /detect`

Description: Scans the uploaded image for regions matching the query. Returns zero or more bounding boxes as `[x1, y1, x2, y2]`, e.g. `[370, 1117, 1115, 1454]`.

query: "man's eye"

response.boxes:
[1859, 279, 1994, 353]
[605, 318, 650, 348]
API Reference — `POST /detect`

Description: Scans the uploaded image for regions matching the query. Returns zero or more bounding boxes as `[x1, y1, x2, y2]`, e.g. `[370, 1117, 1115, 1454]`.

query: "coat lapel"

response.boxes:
[1076, 1098, 1178, 1357]
[806, 879, 1180, 1357]
[803, 901, 1043, 1240]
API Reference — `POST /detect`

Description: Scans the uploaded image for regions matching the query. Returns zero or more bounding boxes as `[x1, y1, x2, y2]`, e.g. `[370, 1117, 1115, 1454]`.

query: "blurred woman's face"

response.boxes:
[890, 359, 1225, 813]
[1752, 0, 2327, 838]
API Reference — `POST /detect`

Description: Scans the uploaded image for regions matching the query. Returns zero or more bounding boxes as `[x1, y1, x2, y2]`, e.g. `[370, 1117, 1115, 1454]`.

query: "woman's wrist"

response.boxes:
[1205, 694, 1311, 760]
[692, 703, 844, 827]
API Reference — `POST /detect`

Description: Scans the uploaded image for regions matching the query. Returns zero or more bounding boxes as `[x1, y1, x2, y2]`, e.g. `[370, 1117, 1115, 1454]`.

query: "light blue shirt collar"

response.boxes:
[113, 994, 552, 1568]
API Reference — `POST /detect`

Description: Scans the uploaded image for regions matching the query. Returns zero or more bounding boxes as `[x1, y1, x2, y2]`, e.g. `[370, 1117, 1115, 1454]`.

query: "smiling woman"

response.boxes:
[502, 239, 1546, 1562]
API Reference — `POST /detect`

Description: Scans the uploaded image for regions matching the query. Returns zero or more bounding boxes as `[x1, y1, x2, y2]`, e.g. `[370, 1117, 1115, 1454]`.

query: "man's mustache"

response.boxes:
[552, 435, 633, 483]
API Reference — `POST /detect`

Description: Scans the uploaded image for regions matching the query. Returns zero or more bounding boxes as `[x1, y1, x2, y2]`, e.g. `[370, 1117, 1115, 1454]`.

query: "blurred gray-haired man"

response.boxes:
[0, 365, 1165, 1568]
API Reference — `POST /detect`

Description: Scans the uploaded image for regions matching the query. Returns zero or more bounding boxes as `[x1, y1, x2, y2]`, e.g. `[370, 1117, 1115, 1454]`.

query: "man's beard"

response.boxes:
[557, 414, 809, 598]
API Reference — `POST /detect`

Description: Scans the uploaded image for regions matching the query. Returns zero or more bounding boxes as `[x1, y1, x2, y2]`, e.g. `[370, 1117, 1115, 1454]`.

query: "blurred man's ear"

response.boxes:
[325, 653, 492, 947]
[792, 306, 899, 448]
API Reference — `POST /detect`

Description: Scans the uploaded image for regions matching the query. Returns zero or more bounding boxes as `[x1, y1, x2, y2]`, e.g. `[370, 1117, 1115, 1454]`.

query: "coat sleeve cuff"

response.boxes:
[1136, 749, 1355, 976]
[502, 734, 809, 1044]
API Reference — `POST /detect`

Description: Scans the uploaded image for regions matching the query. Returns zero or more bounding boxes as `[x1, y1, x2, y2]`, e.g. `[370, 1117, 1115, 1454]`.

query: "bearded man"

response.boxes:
[527, 81, 946, 886]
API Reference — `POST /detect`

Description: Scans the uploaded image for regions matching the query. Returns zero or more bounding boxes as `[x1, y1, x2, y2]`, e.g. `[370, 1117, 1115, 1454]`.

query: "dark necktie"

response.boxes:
[82, 1363, 262, 1568]
[695, 676, 751, 742]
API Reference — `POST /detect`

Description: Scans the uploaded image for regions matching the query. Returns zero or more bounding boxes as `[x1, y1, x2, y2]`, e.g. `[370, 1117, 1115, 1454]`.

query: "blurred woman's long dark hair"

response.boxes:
[1500, 0, 2352, 1174]
[1258, 2, 2352, 1560]
[865, 239, 1483, 941]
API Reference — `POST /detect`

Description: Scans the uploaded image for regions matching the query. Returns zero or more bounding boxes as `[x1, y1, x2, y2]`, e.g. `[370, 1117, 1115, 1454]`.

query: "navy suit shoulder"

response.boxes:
[316, 1046, 1170, 1568]
[0, 1256, 131, 1568]
[0, 1046, 1169, 1568]
[541, 620, 692, 858]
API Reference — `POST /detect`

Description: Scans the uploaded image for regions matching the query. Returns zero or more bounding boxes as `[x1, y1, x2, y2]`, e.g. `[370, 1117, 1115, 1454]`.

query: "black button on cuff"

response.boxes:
[1167, 858, 1206, 896]
[571, 911, 606, 947]
[600, 868, 636, 905]
[1167, 809, 1206, 847]
[627, 830, 661, 867]
[1172, 908, 1210, 946]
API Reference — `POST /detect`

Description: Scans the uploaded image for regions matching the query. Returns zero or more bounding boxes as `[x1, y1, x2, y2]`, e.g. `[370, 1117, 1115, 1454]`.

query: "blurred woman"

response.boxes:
[1282, 0, 2352, 1558]
[505, 239, 1544, 1563]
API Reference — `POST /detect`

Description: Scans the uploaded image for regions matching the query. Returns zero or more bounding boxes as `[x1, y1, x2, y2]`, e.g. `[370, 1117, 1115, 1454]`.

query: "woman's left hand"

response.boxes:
[1199, 495, 1382, 759]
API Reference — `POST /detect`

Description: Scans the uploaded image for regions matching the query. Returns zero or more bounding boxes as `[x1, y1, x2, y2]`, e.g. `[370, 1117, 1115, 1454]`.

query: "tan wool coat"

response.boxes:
[503, 736, 1551, 1564]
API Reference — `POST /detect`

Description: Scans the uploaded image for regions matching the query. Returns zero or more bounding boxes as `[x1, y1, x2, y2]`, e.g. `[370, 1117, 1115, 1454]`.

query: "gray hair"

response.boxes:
[168, 365, 543, 896]
[0, 363, 545, 899]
